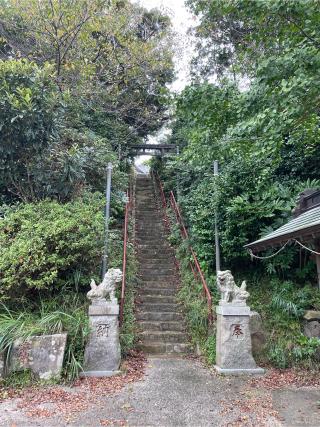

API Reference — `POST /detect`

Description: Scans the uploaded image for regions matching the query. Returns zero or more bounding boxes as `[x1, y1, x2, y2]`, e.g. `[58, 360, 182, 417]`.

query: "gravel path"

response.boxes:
[1, 357, 319, 426]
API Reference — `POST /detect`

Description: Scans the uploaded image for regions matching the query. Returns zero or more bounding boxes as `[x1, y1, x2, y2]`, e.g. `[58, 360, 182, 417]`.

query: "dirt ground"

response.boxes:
[0, 355, 319, 427]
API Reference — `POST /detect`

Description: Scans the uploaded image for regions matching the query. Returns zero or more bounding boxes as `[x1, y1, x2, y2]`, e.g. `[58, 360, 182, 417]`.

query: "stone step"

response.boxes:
[136, 228, 165, 232]
[138, 302, 180, 312]
[135, 216, 161, 220]
[136, 311, 183, 322]
[136, 244, 170, 249]
[137, 341, 192, 354]
[136, 260, 174, 266]
[140, 261, 176, 267]
[140, 287, 177, 296]
[139, 262, 176, 270]
[136, 213, 159, 217]
[137, 295, 177, 304]
[137, 257, 174, 264]
[139, 331, 188, 343]
[139, 267, 174, 273]
[139, 270, 175, 278]
[136, 228, 165, 233]
[136, 234, 165, 238]
[135, 224, 163, 229]
[140, 264, 175, 271]
[137, 250, 174, 258]
[136, 231, 166, 235]
[136, 237, 167, 243]
[136, 216, 160, 219]
[138, 265, 176, 272]
[137, 281, 177, 288]
[139, 277, 175, 283]
[136, 192, 153, 195]
[136, 244, 171, 250]
[137, 321, 185, 332]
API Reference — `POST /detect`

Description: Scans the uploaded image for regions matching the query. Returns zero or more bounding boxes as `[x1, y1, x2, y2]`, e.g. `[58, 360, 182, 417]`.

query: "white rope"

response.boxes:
[248, 240, 291, 260]
[248, 238, 320, 260]
[293, 239, 320, 256]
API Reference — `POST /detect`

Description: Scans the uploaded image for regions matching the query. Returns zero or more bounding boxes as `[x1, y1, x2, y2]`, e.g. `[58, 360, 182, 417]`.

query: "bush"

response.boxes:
[0, 193, 121, 302]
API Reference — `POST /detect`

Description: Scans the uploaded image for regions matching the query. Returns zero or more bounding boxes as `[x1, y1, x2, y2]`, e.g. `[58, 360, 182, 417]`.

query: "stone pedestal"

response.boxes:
[82, 301, 121, 377]
[215, 304, 264, 375]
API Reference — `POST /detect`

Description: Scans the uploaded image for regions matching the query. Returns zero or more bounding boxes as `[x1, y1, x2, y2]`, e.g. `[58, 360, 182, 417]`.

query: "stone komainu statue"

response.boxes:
[87, 268, 123, 304]
[217, 270, 249, 304]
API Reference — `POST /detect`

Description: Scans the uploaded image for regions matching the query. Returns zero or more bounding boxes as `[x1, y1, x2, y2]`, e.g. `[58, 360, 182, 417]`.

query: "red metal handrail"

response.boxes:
[119, 190, 130, 327]
[169, 191, 213, 324]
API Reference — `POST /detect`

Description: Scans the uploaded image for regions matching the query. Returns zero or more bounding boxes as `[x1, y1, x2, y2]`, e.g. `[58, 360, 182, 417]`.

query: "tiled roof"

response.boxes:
[245, 206, 320, 250]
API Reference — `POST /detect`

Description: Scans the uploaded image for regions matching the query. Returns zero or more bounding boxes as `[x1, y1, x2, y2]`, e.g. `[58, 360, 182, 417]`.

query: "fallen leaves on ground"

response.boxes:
[219, 368, 320, 426]
[0, 350, 146, 422]
[220, 390, 280, 427]
[250, 368, 320, 389]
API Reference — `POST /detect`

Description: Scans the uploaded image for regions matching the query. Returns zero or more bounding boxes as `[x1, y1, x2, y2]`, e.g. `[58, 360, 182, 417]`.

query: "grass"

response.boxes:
[248, 278, 320, 369]
[0, 293, 90, 383]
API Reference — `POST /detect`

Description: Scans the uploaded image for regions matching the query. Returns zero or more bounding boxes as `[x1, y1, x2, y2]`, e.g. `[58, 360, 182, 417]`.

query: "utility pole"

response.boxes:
[213, 160, 221, 273]
[102, 162, 113, 279]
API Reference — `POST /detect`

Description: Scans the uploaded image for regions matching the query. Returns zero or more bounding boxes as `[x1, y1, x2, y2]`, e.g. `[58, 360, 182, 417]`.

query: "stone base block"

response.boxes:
[1, 333, 67, 380]
[215, 366, 265, 375]
[80, 370, 121, 378]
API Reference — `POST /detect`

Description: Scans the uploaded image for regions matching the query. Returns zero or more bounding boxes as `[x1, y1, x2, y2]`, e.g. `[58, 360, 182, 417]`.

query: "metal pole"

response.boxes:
[213, 160, 221, 273]
[176, 146, 180, 201]
[102, 162, 113, 279]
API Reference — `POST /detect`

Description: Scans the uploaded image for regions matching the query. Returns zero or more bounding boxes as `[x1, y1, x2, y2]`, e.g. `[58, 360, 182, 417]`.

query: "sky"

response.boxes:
[134, 0, 195, 169]
[136, 0, 196, 91]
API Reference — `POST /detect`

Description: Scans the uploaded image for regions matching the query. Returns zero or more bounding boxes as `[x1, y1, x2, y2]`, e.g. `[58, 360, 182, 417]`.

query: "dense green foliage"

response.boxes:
[0, 0, 174, 140]
[0, 60, 59, 201]
[0, 194, 110, 302]
[250, 279, 320, 368]
[154, 0, 320, 367]
[0, 0, 174, 380]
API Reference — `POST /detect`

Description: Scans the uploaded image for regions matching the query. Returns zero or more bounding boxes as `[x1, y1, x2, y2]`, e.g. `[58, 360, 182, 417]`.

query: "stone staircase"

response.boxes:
[135, 174, 190, 354]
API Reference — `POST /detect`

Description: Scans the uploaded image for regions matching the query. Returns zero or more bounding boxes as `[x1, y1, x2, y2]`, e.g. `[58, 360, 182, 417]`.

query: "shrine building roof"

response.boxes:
[245, 195, 320, 252]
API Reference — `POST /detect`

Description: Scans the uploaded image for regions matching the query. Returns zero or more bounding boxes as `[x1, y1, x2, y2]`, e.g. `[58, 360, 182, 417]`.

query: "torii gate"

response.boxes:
[129, 144, 178, 157]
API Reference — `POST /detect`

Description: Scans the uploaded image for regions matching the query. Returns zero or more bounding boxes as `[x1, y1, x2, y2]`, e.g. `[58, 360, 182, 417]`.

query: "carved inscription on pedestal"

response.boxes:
[96, 323, 110, 338]
[231, 323, 244, 340]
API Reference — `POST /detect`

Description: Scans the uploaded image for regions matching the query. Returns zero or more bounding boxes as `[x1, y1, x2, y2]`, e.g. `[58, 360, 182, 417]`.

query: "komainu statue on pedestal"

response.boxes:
[87, 268, 122, 304]
[217, 270, 249, 304]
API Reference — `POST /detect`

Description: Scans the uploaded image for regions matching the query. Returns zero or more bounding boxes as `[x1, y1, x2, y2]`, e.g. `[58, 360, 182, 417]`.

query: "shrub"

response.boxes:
[0, 193, 122, 302]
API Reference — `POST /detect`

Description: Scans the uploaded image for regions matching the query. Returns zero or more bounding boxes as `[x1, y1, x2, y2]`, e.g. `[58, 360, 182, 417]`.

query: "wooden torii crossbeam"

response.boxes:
[129, 144, 177, 157]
